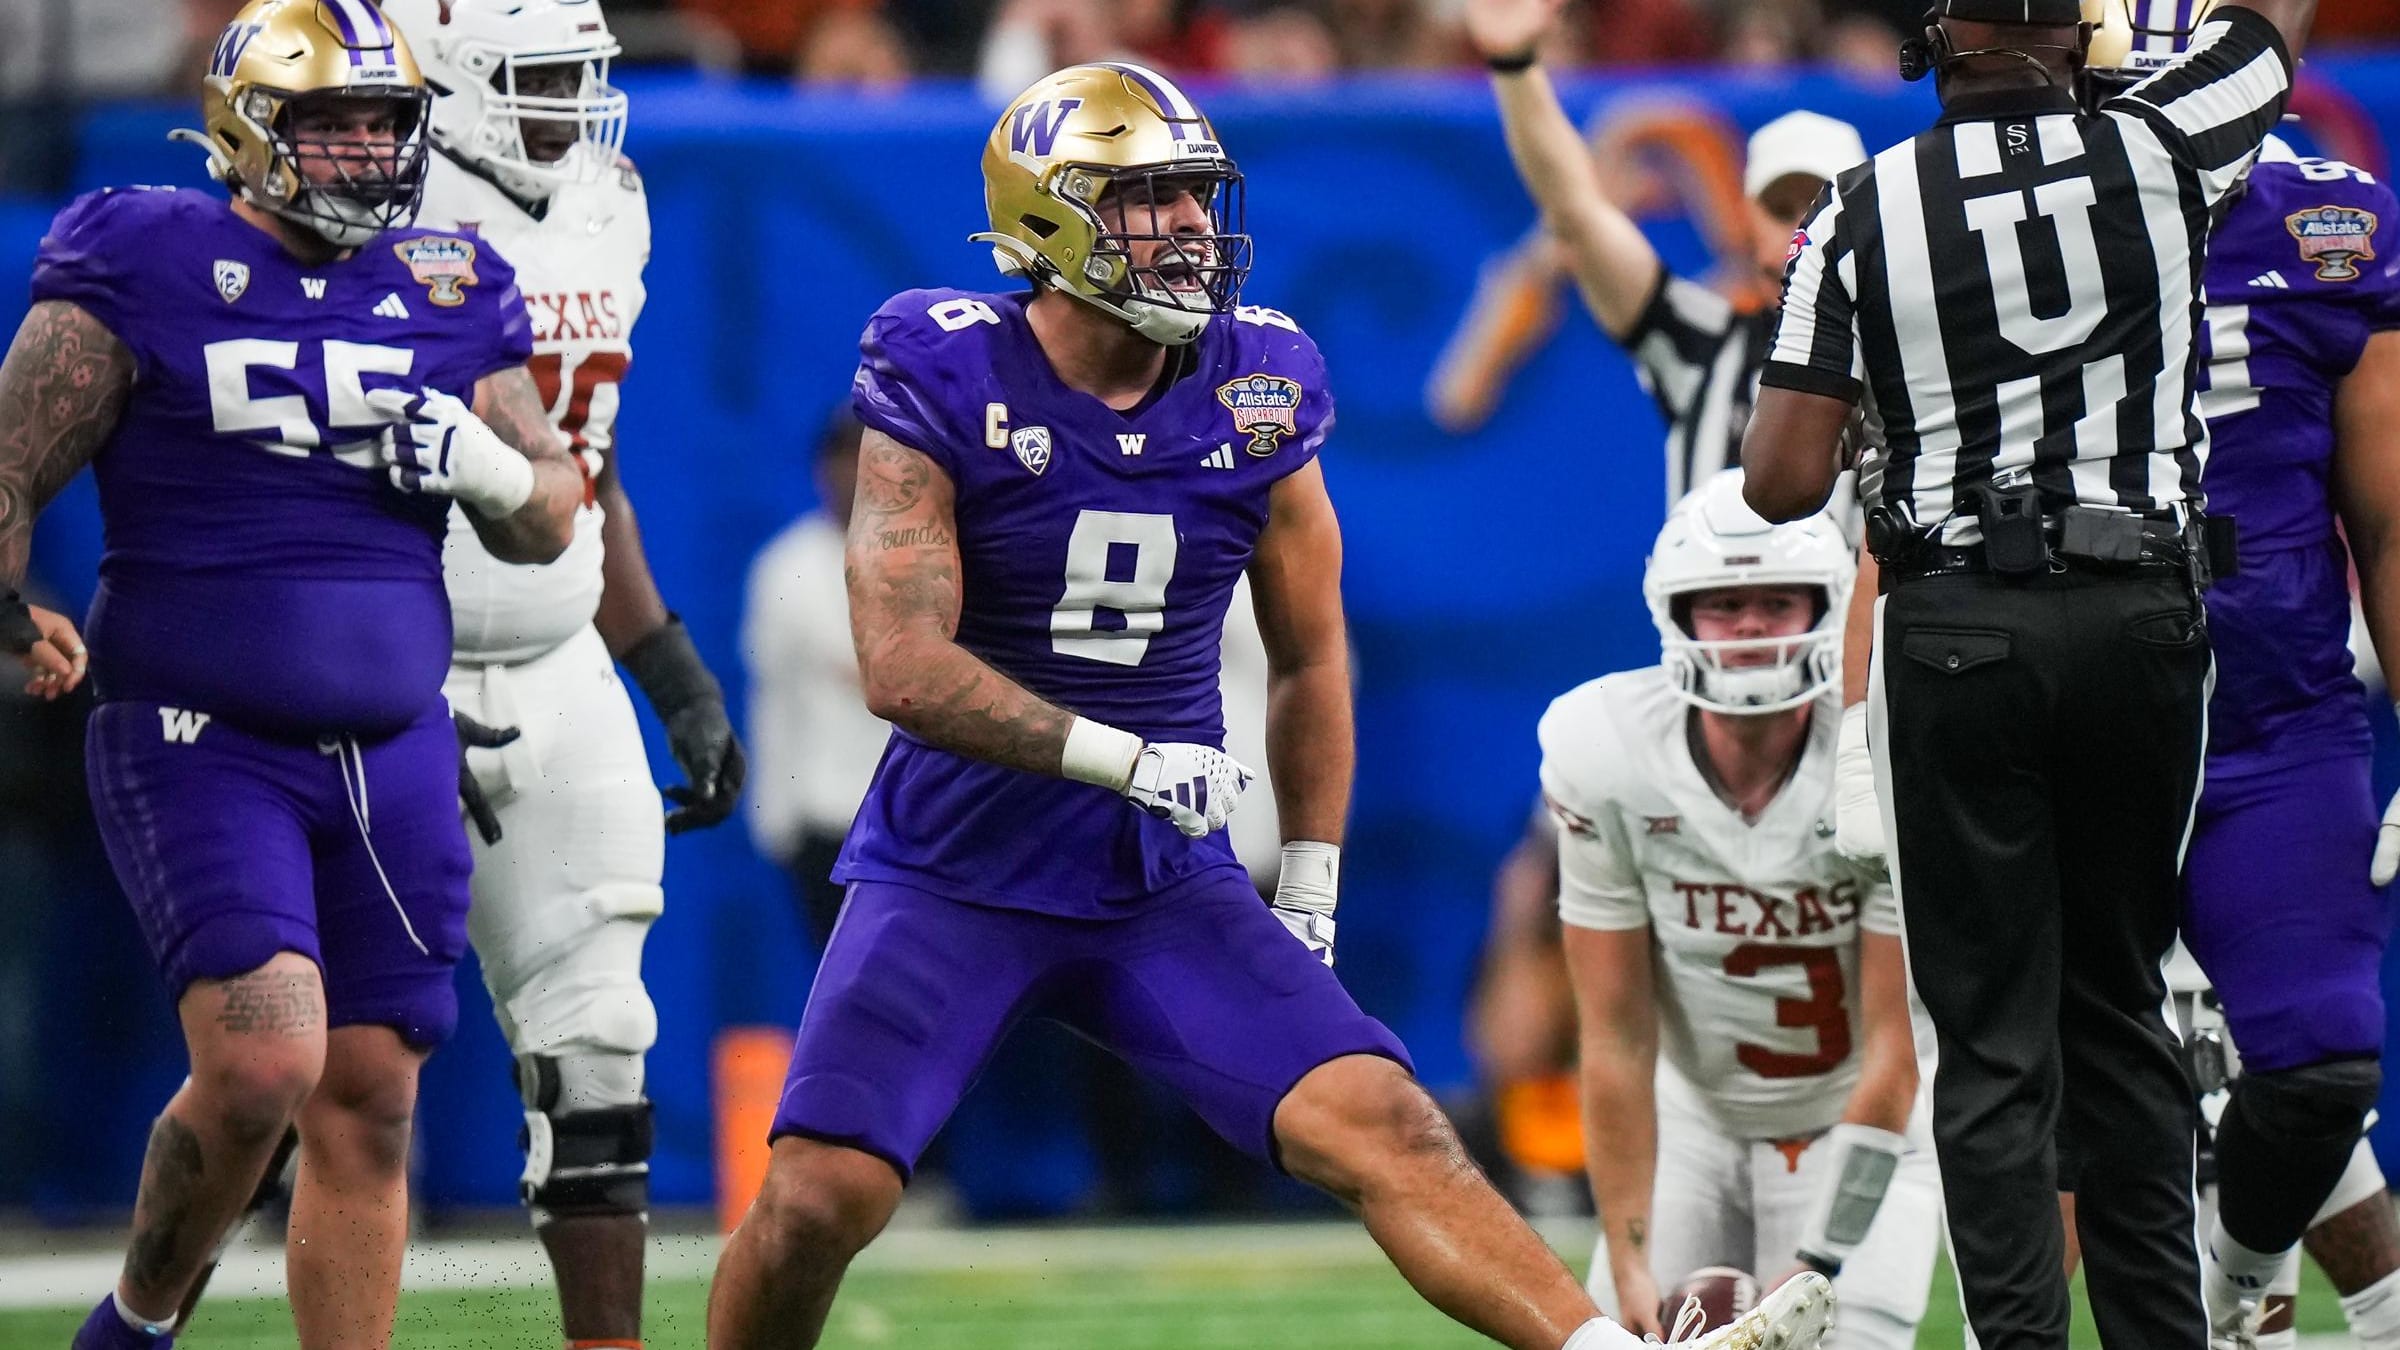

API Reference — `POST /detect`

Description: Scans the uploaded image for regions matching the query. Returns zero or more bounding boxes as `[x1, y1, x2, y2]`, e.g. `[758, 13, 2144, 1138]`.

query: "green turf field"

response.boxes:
[0, 1235, 2354, 1349]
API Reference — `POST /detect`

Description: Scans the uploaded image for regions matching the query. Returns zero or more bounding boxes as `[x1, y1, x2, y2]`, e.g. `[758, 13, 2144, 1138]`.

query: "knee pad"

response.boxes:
[515, 1052, 651, 1226]
[2233, 1058, 2383, 1146]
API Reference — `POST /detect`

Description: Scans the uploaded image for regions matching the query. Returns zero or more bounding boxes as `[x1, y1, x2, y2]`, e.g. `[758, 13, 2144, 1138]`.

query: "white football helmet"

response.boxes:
[380, 0, 626, 202]
[1644, 470, 1851, 716]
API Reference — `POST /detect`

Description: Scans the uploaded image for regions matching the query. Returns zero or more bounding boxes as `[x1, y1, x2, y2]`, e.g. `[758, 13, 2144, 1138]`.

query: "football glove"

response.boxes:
[1125, 741, 1254, 839]
[622, 615, 746, 834]
[1273, 841, 1339, 966]
[367, 386, 535, 518]
[1833, 703, 1887, 864]
[452, 708, 520, 846]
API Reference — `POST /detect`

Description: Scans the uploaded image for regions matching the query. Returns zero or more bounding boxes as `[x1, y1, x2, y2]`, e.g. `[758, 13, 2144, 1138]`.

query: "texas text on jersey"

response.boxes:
[420, 146, 648, 662]
[1539, 668, 1899, 1140]
[837, 287, 1332, 916]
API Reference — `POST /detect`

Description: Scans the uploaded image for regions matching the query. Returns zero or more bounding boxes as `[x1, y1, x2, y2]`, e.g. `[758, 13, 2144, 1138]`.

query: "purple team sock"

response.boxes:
[69, 1295, 173, 1350]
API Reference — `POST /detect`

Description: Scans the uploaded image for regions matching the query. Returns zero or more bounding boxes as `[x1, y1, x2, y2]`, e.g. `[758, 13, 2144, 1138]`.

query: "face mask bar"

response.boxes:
[1663, 630, 1841, 715]
[482, 47, 628, 186]
[1086, 164, 1254, 316]
[270, 87, 432, 239]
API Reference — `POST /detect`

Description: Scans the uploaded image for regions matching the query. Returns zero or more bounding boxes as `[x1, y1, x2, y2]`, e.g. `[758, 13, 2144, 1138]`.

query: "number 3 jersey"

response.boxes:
[2195, 138, 2400, 771]
[1538, 668, 1898, 1141]
[30, 187, 531, 738]
[418, 150, 648, 664]
[837, 288, 1332, 917]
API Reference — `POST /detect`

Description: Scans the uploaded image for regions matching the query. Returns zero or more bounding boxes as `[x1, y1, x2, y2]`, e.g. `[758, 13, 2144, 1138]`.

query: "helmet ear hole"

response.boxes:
[1018, 214, 1059, 239]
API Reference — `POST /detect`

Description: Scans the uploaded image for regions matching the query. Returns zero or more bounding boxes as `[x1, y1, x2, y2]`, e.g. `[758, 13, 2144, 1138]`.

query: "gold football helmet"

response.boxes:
[974, 64, 1251, 346]
[175, 0, 431, 247]
[2082, 0, 2231, 106]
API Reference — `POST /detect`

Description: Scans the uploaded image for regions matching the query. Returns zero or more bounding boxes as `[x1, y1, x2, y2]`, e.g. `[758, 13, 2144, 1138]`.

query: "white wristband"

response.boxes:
[1277, 841, 1340, 914]
[1795, 1121, 1909, 1268]
[1061, 716, 1143, 792]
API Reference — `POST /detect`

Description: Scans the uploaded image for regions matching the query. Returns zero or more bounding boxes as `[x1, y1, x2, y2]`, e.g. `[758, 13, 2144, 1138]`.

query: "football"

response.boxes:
[1659, 1266, 1760, 1337]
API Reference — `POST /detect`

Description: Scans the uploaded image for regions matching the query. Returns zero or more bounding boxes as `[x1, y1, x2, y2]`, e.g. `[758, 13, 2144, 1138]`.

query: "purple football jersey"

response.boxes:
[835, 289, 1333, 916]
[2194, 144, 2400, 767]
[30, 188, 533, 738]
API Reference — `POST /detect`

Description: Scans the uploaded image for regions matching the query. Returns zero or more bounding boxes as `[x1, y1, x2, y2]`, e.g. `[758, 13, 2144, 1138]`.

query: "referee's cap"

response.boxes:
[1935, 0, 2083, 21]
[1744, 112, 1870, 200]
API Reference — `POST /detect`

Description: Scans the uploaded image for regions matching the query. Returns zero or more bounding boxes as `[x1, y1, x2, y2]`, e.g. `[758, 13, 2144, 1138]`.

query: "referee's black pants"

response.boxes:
[1870, 566, 2210, 1350]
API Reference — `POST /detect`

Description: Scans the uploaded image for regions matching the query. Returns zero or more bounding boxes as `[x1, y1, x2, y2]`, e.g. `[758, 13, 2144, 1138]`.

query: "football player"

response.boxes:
[704, 64, 1834, 1350]
[2080, 5, 2400, 1344]
[1539, 472, 1940, 1349]
[380, 3, 744, 1344]
[0, 2, 582, 1348]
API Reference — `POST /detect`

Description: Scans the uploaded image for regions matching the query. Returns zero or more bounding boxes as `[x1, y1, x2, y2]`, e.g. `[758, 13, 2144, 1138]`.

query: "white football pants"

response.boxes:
[1586, 1088, 1944, 1350]
[444, 624, 664, 1061]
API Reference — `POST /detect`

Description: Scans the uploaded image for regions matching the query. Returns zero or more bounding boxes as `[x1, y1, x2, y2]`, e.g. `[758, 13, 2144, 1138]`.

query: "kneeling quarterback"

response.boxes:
[704, 64, 1832, 1350]
[1541, 472, 1941, 1349]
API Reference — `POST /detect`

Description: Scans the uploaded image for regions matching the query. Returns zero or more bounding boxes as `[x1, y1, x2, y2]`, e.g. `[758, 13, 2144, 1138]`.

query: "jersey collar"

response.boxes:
[1936, 83, 2079, 126]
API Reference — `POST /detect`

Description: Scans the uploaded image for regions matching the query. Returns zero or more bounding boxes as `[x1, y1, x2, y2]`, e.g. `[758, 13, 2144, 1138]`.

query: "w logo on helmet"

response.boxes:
[1008, 99, 1084, 159]
[209, 20, 263, 78]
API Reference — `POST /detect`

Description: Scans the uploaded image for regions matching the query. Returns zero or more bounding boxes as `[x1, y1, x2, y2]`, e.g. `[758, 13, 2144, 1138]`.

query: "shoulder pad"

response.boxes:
[1538, 671, 1652, 811]
[1218, 301, 1336, 461]
[852, 289, 1017, 468]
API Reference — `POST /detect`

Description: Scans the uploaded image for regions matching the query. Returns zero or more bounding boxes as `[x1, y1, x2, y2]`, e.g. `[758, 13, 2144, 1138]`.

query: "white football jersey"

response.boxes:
[1539, 667, 1899, 1141]
[417, 149, 650, 664]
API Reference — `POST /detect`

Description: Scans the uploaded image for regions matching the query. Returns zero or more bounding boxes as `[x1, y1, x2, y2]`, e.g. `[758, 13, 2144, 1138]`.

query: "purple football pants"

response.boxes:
[772, 873, 1411, 1177]
[86, 698, 471, 1047]
[2183, 752, 2392, 1071]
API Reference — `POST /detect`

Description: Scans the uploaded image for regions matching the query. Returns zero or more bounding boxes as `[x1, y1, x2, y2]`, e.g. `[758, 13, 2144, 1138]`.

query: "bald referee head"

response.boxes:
[1728, 2, 2319, 1349]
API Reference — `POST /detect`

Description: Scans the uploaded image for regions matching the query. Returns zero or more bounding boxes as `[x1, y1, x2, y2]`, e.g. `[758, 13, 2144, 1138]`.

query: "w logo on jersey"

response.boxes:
[1008, 99, 1084, 159]
[158, 707, 212, 745]
[209, 21, 263, 78]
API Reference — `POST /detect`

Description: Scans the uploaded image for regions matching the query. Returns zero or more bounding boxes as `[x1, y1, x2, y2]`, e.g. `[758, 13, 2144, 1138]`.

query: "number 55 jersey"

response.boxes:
[838, 287, 1331, 917]
[1538, 667, 1899, 1140]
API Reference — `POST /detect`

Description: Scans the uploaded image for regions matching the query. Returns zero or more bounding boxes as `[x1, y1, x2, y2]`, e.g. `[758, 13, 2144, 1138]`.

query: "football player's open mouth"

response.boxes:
[523, 118, 579, 163]
[1152, 258, 1204, 292]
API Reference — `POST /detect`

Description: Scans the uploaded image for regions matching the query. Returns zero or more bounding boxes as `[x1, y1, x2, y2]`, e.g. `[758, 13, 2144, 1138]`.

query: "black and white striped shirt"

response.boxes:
[1762, 6, 2293, 542]
[1627, 272, 1776, 507]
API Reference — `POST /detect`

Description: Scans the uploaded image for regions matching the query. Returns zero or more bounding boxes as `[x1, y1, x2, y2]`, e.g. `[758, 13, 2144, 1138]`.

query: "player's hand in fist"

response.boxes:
[1126, 741, 1253, 838]
[623, 615, 746, 834]
[367, 386, 535, 518]
[1833, 703, 1886, 864]
[1273, 842, 1339, 966]
[1464, 0, 1566, 66]
[3, 594, 87, 700]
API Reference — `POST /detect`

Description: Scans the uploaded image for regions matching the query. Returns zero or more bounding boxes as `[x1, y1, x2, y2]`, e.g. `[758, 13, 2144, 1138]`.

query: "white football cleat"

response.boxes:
[2208, 1299, 2263, 1350]
[1676, 1271, 1835, 1350]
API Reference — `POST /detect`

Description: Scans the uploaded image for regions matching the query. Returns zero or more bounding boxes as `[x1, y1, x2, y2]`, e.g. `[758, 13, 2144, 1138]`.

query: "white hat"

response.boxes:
[1743, 110, 1869, 201]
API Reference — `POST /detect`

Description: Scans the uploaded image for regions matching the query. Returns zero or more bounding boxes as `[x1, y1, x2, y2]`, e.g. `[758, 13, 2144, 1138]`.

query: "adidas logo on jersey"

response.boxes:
[2248, 271, 2290, 290]
[373, 293, 411, 319]
[1202, 443, 1238, 470]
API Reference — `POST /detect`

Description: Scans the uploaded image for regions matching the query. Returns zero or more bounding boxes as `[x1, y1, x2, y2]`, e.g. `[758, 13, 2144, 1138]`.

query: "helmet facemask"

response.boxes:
[1661, 588, 1840, 716]
[257, 86, 432, 246]
[1066, 162, 1253, 345]
[460, 44, 627, 198]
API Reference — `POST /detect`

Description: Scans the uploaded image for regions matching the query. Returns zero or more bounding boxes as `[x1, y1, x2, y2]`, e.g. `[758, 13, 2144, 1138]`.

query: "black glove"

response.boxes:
[623, 614, 745, 834]
[1, 589, 39, 656]
[453, 709, 520, 846]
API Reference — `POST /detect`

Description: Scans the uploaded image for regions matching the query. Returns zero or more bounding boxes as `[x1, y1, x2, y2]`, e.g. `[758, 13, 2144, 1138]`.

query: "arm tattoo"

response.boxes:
[1626, 1217, 1647, 1252]
[476, 365, 572, 466]
[0, 301, 132, 583]
[464, 366, 581, 561]
[123, 1114, 206, 1297]
[848, 435, 1073, 775]
[214, 966, 324, 1038]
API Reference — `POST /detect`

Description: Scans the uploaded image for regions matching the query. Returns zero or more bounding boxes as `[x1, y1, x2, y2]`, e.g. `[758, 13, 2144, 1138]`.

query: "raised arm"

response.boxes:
[464, 365, 585, 564]
[1465, 0, 1664, 340]
[846, 427, 1074, 773]
[1248, 459, 1352, 847]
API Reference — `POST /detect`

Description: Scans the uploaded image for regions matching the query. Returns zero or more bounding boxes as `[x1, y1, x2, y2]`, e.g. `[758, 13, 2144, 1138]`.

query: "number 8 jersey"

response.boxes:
[837, 287, 1332, 916]
[1538, 668, 1898, 1140]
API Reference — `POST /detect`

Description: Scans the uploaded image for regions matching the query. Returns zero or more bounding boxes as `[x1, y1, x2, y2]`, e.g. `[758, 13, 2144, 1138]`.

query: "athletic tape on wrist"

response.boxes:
[1062, 717, 1143, 792]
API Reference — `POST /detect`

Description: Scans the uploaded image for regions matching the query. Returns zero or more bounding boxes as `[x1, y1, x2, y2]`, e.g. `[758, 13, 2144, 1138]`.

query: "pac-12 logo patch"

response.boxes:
[1216, 373, 1303, 457]
[2287, 204, 2378, 282]
[1010, 424, 1052, 475]
[212, 259, 249, 304]
[391, 236, 480, 307]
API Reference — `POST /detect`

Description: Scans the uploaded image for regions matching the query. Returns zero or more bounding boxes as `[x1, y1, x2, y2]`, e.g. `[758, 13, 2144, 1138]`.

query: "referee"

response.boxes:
[1738, 2, 2317, 1348]
[1466, 0, 1868, 507]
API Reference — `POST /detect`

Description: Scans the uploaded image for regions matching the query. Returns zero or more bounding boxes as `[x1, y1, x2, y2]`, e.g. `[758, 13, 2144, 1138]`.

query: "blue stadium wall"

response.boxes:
[7, 58, 2400, 1218]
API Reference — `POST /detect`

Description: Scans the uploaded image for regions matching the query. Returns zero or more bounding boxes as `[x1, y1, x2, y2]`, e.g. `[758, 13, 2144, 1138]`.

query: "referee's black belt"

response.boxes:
[1877, 511, 2210, 585]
